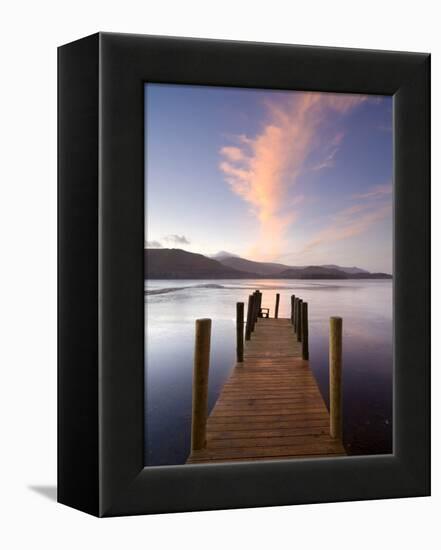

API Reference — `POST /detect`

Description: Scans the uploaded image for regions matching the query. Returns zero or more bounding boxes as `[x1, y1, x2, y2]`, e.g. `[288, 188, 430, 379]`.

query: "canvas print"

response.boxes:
[144, 84, 393, 466]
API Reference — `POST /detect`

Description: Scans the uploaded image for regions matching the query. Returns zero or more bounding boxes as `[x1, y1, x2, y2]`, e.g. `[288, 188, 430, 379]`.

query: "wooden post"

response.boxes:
[191, 318, 211, 451]
[251, 292, 258, 332]
[275, 293, 280, 319]
[329, 316, 343, 439]
[290, 295, 295, 325]
[294, 297, 299, 332]
[296, 299, 303, 341]
[254, 291, 261, 323]
[293, 298, 296, 331]
[236, 302, 244, 362]
[245, 294, 254, 341]
[302, 302, 309, 360]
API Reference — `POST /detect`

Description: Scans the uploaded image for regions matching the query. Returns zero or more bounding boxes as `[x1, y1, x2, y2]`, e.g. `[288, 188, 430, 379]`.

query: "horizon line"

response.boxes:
[144, 247, 392, 275]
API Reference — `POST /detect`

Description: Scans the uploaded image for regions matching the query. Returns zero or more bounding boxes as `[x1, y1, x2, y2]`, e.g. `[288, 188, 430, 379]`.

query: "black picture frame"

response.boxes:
[58, 32, 430, 517]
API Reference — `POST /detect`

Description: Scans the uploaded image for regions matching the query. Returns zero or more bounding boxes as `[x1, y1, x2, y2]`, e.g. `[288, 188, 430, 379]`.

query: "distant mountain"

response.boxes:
[274, 266, 393, 279]
[144, 249, 392, 279]
[210, 251, 240, 260]
[277, 266, 352, 279]
[145, 248, 256, 279]
[218, 256, 383, 277]
[321, 264, 369, 275]
[350, 272, 392, 279]
[219, 256, 290, 276]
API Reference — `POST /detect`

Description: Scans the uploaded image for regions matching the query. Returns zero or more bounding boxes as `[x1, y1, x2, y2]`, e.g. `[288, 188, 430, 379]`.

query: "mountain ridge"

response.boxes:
[145, 248, 392, 279]
[219, 255, 371, 275]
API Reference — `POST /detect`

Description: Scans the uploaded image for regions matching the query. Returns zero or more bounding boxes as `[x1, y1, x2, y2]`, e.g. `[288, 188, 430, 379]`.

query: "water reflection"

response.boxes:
[145, 279, 393, 465]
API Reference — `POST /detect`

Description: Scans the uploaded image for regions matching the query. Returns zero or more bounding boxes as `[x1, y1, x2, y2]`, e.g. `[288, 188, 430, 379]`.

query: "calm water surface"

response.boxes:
[145, 279, 393, 466]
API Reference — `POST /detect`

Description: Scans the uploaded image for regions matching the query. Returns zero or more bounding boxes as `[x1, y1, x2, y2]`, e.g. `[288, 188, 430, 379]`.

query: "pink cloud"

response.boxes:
[219, 92, 366, 258]
[220, 146, 245, 162]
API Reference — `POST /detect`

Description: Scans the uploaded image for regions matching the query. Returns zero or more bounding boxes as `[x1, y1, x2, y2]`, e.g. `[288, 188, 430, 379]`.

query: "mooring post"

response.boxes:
[251, 291, 258, 332]
[191, 318, 211, 451]
[254, 291, 261, 323]
[302, 302, 309, 360]
[245, 294, 254, 340]
[253, 290, 262, 331]
[296, 299, 303, 341]
[291, 295, 295, 325]
[236, 302, 244, 362]
[329, 316, 343, 439]
[293, 297, 297, 332]
[275, 293, 280, 319]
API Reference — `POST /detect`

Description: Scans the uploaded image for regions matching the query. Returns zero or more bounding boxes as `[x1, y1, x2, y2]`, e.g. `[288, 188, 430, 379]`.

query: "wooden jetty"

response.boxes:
[187, 292, 345, 464]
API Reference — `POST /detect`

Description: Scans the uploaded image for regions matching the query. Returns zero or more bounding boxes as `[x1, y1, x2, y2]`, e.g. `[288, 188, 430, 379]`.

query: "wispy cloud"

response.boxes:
[377, 123, 392, 132]
[146, 234, 191, 249]
[219, 92, 366, 258]
[310, 131, 345, 171]
[299, 183, 392, 256]
[352, 182, 392, 200]
[220, 146, 245, 162]
[145, 240, 162, 248]
[164, 234, 190, 245]
[301, 205, 391, 254]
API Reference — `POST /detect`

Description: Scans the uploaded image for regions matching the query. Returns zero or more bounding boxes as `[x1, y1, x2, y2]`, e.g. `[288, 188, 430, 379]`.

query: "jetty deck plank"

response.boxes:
[187, 317, 346, 464]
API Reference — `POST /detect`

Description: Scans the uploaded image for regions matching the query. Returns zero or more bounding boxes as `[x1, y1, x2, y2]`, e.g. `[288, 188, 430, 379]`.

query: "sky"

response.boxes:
[145, 84, 393, 273]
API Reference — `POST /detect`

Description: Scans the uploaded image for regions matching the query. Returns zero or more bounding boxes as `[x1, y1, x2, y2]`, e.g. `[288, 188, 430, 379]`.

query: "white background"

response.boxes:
[0, 1, 439, 548]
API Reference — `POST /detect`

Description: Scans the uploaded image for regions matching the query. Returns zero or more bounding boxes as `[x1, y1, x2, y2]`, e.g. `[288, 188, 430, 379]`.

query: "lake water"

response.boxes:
[145, 279, 393, 466]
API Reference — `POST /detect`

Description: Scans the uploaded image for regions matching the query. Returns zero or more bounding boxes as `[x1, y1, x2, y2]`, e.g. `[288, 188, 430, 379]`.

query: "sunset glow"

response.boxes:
[145, 84, 392, 272]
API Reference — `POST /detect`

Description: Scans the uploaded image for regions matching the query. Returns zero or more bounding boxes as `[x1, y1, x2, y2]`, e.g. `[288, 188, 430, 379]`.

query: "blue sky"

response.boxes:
[145, 84, 393, 273]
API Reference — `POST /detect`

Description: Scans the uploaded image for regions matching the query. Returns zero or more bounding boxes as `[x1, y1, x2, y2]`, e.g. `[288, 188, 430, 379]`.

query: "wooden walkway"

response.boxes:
[187, 317, 345, 464]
